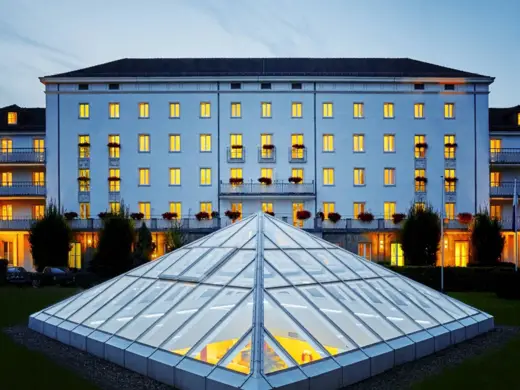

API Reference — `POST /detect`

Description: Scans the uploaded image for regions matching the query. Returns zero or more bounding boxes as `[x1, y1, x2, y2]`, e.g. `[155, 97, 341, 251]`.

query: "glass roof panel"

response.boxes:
[361, 258, 395, 277]
[264, 262, 291, 288]
[159, 248, 210, 279]
[205, 250, 256, 286]
[263, 219, 300, 248]
[228, 262, 256, 287]
[202, 216, 256, 247]
[219, 331, 252, 375]
[143, 249, 189, 278]
[268, 288, 357, 353]
[307, 249, 359, 281]
[128, 255, 166, 276]
[263, 236, 277, 249]
[264, 250, 314, 285]
[117, 283, 194, 341]
[328, 249, 377, 278]
[178, 248, 235, 281]
[264, 295, 327, 366]
[284, 250, 338, 283]
[137, 285, 221, 348]
[263, 331, 296, 374]
[243, 235, 257, 249]
[99, 281, 173, 334]
[445, 295, 479, 316]
[44, 295, 78, 316]
[320, 283, 401, 341]
[270, 218, 324, 248]
[345, 280, 421, 334]
[221, 219, 257, 247]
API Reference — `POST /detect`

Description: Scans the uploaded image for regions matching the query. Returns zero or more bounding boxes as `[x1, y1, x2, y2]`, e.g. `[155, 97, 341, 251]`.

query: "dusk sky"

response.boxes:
[0, 0, 518, 108]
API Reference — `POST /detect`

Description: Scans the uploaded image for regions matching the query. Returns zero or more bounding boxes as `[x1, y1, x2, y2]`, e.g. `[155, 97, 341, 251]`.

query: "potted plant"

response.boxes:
[78, 141, 90, 147]
[77, 176, 90, 182]
[357, 212, 374, 223]
[162, 212, 178, 220]
[296, 210, 311, 220]
[131, 212, 145, 220]
[316, 211, 325, 221]
[288, 177, 303, 184]
[225, 210, 241, 220]
[108, 176, 121, 182]
[229, 177, 244, 185]
[445, 177, 458, 183]
[195, 211, 210, 221]
[292, 144, 305, 149]
[444, 142, 458, 148]
[415, 142, 428, 149]
[265, 211, 275, 216]
[328, 212, 341, 223]
[107, 142, 121, 148]
[258, 177, 272, 185]
[263, 144, 275, 150]
[392, 213, 406, 224]
[64, 211, 78, 220]
[231, 145, 243, 149]
[415, 177, 428, 183]
[457, 212, 473, 225]
[211, 211, 220, 219]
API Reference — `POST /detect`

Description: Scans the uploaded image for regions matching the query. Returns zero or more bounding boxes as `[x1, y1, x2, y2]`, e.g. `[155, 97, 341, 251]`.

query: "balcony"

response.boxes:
[220, 180, 315, 198]
[258, 146, 276, 163]
[227, 147, 245, 163]
[289, 147, 307, 163]
[0, 182, 46, 197]
[0, 148, 45, 164]
[66, 217, 221, 231]
[490, 182, 518, 197]
[490, 148, 520, 164]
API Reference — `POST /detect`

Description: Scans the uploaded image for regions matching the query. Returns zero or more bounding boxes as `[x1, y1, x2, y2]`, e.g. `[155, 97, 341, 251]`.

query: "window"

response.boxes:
[383, 103, 394, 118]
[490, 205, 502, 221]
[231, 102, 241, 118]
[261, 134, 273, 158]
[384, 134, 395, 152]
[169, 168, 180, 185]
[230, 168, 243, 181]
[353, 134, 364, 152]
[445, 203, 455, 220]
[139, 168, 150, 186]
[415, 202, 425, 211]
[353, 103, 364, 118]
[78, 135, 90, 158]
[260, 168, 273, 180]
[291, 168, 303, 183]
[108, 135, 120, 158]
[169, 202, 182, 218]
[292, 203, 304, 227]
[415, 169, 426, 192]
[1, 172, 12, 186]
[323, 202, 335, 219]
[33, 138, 44, 153]
[109, 83, 119, 90]
[78, 83, 89, 90]
[455, 241, 469, 267]
[358, 243, 371, 260]
[139, 202, 151, 219]
[169, 134, 181, 152]
[79, 203, 90, 219]
[291, 134, 304, 159]
[323, 134, 334, 152]
[139, 134, 150, 152]
[490, 172, 500, 187]
[518, 113, 520, 126]
[444, 135, 456, 159]
[0, 204, 12, 221]
[68, 242, 81, 269]
[230, 83, 241, 90]
[261, 83, 271, 90]
[414, 103, 424, 118]
[32, 172, 44, 186]
[322, 103, 333, 118]
[353, 202, 365, 217]
[384, 168, 395, 186]
[230, 203, 243, 221]
[78, 169, 90, 192]
[291, 83, 302, 90]
[261, 102, 272, 118]
[444, 84, 455, 91]
[445, 169, 456, 192]
[444, 103, 455, 119]
[32, 205, 45, 219]
[169, 103, 180, 118]
[0, 139, 12, 153]
[323, 168, 334, 185]
[200, 202, 212, 216]
[7, 112, 17, 125]
[139, 103, 149, 118]
[110, 202, 120, 213]
[108, 168, 120, 191]
[262, 202, 273, 213]
[79, 103, 89, 119]
[490, 138, 502, 152]
[292, 102, 302, 118]
[354, 168, 365, 186]
[414, 83, 425, 90]
[200, 168, 211, 186]
[200, 134, 211, 152]
[109, 103, 120, 118]
[200, 102, 211, 118]
[384, 202, 396, 220]
[414, 135, 426, 158]
[230, 134, 243, 159]
[391, 243, 404, 266]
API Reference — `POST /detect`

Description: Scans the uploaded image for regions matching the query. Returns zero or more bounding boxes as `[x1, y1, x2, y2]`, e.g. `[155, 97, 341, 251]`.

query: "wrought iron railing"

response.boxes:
[0, 148, 45, 164]
[0, 182, 46, 196]
[220, 180, 315, 195]
[490, 148, 520, 164]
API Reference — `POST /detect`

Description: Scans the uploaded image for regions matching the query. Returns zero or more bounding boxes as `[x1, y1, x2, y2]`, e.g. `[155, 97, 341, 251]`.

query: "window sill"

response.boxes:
[353, 184, 366, 187]
[138, 185, 151, 187]
[384, 184, 396, 187]
[138, 117, 150, 119]
[322, 184, 335, 187]
[78, 117, 90, 120]
[444, 117, 456, 120]
[138, 151, 151, 154]
[199, 116, 212, 119]
[169, 151, 181, 154]
[169, 184, 181, 187]
[200, 151, 212, 153]
[383, 117, 395, 120]
[353, 151, 365, 154]
[108, 117, 120, 120]
[322, 150, 335, 153]
[169, 117, 181, 119]
[353, 117, 365, 119]
[414, 117, 426, 120]
[383, 151, 396, 154]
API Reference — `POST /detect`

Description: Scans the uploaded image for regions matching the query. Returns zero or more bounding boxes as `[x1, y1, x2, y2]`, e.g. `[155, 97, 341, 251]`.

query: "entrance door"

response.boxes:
[455, 241, 469, 267]
[292, 203, 304, 227]
[68, 243, 82, 269]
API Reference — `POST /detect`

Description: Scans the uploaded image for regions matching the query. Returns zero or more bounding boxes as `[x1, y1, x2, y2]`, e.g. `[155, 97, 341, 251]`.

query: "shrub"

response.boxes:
[495, 271, 520, 299]
[357, 212, 374, 223]
[130, 212, 145, 220]
[165, 220, 187, 252]
[162, 212, 178, 220]
[258, 177, 272, 185]
[195, 211, 210, 221]
[225, 210, 241, 220]
[0, 259, 7, 286]
[74, 271, 103, 289]
[288, 177, 303, 184]
[392, 213, 406, 224]
[328, 212, 341, 223]
[296, 210, 311, 220]
[64, 211, 78, 220]
[457, 212, 473, 225]
[133, 222, 155, 267]
[471, 210, 505, 266]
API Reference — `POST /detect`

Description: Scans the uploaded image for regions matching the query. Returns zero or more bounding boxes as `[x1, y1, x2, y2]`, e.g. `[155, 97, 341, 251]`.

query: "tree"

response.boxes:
[89, 206, 135, 278]
[29, 203, 73, 272]
[133, 222, 155, 267]
[399, 204, 441, 266]
[471, 210, 504, 265]
[165, 220, 187, 252]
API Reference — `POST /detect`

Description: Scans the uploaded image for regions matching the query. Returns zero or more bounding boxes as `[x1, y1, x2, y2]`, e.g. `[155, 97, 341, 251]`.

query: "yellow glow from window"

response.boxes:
[169, 134, 181, 152]
[445, 203, 455, 220]
[490, 138, 501, 152]
[1, 204, 12, 220]
[414, 103, 424, 118]
[231, 102, 241, 118]
[323, 202, 335, 218]
[139, 168, 150, 186]
[79, 169, 90, 192]
[109, 168, 120, 191]
[445, 169, 456, 192]
[110, 202, 120, 213]
[490, 205, 501, 221]
[353, 103, 364, 118]
[391, 243, 404, 266]
[353, 134, 364, 152]
[78, 135, 90, 158]
[260, 168, 272, 180]
[291, 134, 304, 159]
[79, 103, 89, 118]
[170, 102, 180, 118]
[292, 202, 304, 227]
[455, 242, 468, 267]
[200, 168, 211, 185]
[322, 134, 334, 152]
[353, 202, 365, 217]
[109, 103, 120, 118]
[1, 172, 12, 186]
[490, 172, 500, 187]
[261, 102, 271, 118]
[384, 202, 396, 220]
[32, 205, 45, 219]
[230, 134, 243, 158]
[517, 113, 520, 126]
[415, 169, 426, 192]
[80, 203, 90, 219]
[108, 135, 120, 158]
[139, 103, 149, 118]
[261, 134, 273, 158]
[200, 102, 211, 118]
[444, 103, 455, 118]
[384, 168, 395, 186]
[444, 135, 456, 159]
[322, 103, 333, 118]
[262, 202, 273, 213]
[415, 202, 425, 211]
[7, 112, 17, 125]
[169, 202, 182, 218]
[323, 168, 334, 185]
[68, 242, 81, 269]
[169, 168, 180, 185]
[1, 139, 12, 153]
[353, 168, 365, 186]
[383, 134, 395, 152]
[200, 134, 211, 152]
[414, 135, 426, 158]
[200, 202, 212, 215]
[139, 134, 150, 152]
[33, 171, 44, 186]
[33, 138, 44, 153]
[292, 102, 302, 118]
[231, 203, 242, 220]
[230, 168, 242, 179]
[291, 168, 303, 182]
[383, 103, 394, 118]
[358, 243, 371, 260]
[138, 202, 151, 219]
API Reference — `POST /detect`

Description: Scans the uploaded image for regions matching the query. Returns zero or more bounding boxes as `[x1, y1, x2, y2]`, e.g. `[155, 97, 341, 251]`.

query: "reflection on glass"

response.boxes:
[284, 250, 337, 283]
[222, 219, 257, 247]
[264, 250, 313, 285]
[206, 251, 256, 286]
[180, 248, 234, 280]
[127, 254, 166, 276]
[263, 219, 299, 248]
[143, 249, 189, 278]
[202, 216, 255, 247]
[270, 218, 323, 248]
[243, 235, 257, 249]
[329, 249, 377, 278]
[228, 262, 256, 287]
[219, 332, 252, 374]
[160, 248, 210, 279]
[263, 262, 290, 288]
[263, 332, 296, 374]
[307, 249, 358, 280]
[44, 295, 78, 316]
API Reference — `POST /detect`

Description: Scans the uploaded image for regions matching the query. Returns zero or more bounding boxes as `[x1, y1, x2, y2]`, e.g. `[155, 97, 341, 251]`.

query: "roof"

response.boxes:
[490, 106, 520, 132]
[42, 58, 492, 79]
[28, 212, 492, 389]
[0, 105, 45, 133]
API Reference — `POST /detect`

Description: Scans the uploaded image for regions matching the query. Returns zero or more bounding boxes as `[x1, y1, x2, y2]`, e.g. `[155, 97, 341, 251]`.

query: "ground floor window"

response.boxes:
[455, 241, 468, 267]
[68, 242, 81, 269]
[358, 243, 371, 260]
[391, 243, 404, 266]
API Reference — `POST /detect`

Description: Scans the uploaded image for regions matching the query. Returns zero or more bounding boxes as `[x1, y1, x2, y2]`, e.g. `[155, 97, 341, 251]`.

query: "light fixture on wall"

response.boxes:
[379, 239, 384, 250]
[444, 239, 448, 249]
[87, 239, 92, 246]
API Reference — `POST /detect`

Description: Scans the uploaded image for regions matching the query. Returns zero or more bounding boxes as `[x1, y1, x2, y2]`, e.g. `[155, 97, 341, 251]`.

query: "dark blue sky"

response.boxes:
[0, 0, 518, 108]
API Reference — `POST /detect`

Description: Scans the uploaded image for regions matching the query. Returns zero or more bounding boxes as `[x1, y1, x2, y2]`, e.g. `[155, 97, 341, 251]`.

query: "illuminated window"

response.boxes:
[261, 134, 273, 158]
[354, 168, 365, 186]
[490, 205, 502, 221]
[200, 134, 211, 152]
[169, 202, 182, 218]
[139, 202, 151, 219]
[445, 203, 455, 220]
[79, 203, 90, 219]
[169, 102, 180, 118]
[78, 135, 90, 158]
[1, 204, 12, 221]
[108, 135, 120, 158]
[384, 134, 395, 152]
[32, 172, 44, 186]
[231, 102, 241, 118]
[353, 134, 364, 152]
[109, 202, 120, 214]
[1, 139, 12, 153]
[444, 135, 456, 159]
[200, 168, 211, 186]
[490, 172, 500, 187]
[384, 202, 396, 220]
[32, 205, 45, 219]
[415, 169, 426, 192]
[139, 103, 149, 118]
[444, 103, 455, 119]
[262, 202, 273, 213]
[291, 134, 304, 159]
[323, 202, 335, 219]
[169, 134, 181, 152]
[109, 168, 120, 191]
[415, 202, 425, 211]
[109, 103, 120, 118]
[230, 168, 243, 181]
[414, 103, 424, 119]
[169, 168, 181, 185]
[322, 102, 333, 118]
[291, 168, 303, 183]
[490, 138, 501, 152]
[354, 202, 365, 217]
[200, 202, 212, 216]
[445, 169, 456, 192]
[33, 138, 45, 153]
[79, 103, 89, 119]
[384, 168, 395, 186]
[518, 113, 520, 126]
[139, 168, 150, 186]
[292, 102, 302, 118]
[230, 134, 243, 159]
[7, 112, 17, 125]
[1, 172, 12, 186]
[323, 134, 334, 152]
[358, 243, 371, 260]
[68, 243, 81, 269]
[78, 169, 90, 192]
[261, 102, 272, 118]
[353, 103, 364, 118]
[139, 134, 150, 152]
[391, 243, 404, 266]
[323, 168, 334, 185]
[200, 102, 211, 118]
[383, 103, 394, 118]
[231, 203, 242, 221]
[414, 135, 426, 158]
[260, 168, 273, 180]
[292, 202, 304, 227]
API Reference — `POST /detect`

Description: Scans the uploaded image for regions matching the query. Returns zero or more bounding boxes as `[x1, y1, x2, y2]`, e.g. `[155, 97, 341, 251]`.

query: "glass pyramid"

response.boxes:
[28, 213, 494, 390]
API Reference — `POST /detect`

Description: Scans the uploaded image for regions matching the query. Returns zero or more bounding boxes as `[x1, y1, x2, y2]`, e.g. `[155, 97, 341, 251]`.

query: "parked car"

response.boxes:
[32, 267, 76, 287]
[6, 266, 32, 286]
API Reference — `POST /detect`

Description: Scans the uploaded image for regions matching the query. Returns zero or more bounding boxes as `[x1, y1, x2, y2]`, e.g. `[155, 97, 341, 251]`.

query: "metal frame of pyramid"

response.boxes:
[28, 213, 494, 389]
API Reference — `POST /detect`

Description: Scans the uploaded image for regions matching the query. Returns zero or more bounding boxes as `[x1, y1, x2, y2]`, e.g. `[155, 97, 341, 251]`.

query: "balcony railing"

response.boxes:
[289, 147, 307, 163]
[258, 146, 276, 163]
[0, 182, 46, 196]
[490, 148, 520, 164]
[220, 180, 315, 196]
[0, 148, 46, 164]
[490, 182, 518, 197]
[227, 147, 245, 163]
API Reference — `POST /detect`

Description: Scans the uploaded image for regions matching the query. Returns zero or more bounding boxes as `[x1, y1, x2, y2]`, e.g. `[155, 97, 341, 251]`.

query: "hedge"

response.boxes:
[0, 259, 7, 286]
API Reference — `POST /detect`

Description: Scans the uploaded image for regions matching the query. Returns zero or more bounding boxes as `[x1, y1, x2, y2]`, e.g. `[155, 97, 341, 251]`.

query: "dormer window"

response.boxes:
[7, 112, 17, 125]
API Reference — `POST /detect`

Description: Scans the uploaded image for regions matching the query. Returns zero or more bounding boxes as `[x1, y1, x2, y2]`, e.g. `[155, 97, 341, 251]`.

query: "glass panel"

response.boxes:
[307, 249, 359, 281]
[137, 285, 221, 348]
[182, 292, 253, 363]
[159, 248, 210, 279]
[143, 249, 189, 278]
[99, 281, 172, 334]
[117, 283, 194, 340]
[346, 280, 421, 334]
[205, 250, 256, 285]
[271, 219, 323, 248]
[284, 250, 337, 283]
[179, 248, 234, 280]
[263, 236, 277, 249]
[264, 250, 313, 285]
[264, 295, 327, 366]
[329, 249, 377, 278]
[268, 289, 358, 354]
[321, 283, 401, 341]
[185, 235, 210, 248]
[361, 258, 395, 277]
[222, 219, 257, 247]
[202, 216, 256, 247]
[44, 295, 78, 316]
[219, 331, 252, 374]
[228, 262, 256, 287]
[264, 262, 290, 288]
[68, 277, 136, 324]
[264, 331, 295, 374]
[445, 295, 479, 316]
[127, 254, 166, 276]
[84, 279, 153, 329]
[243, 235, 257, 249]
[264, 219, 300, 248]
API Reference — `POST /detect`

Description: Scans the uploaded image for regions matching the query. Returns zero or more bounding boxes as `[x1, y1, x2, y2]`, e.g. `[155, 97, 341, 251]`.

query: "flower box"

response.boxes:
[288, 177, 302, 184]
[64, 211, 78, 220]
[444, 142, 458, 148]
[77, 176, 90, 182]
[98, 212, 113, 219]
[415, 142, 428, 149]
[392, 213, 406, 224]
[225, 210, 241, 220]
[316, 211, 325, 221]
[265, 211, 275, 216]
[107, 142, 121, 148]
[131, 212, 144, 220]
[292, 144, 305, 149]
[162, 212, 178, 220]
[107, 176, 121, 182]
[457, 212, 473, 225]
[328, 212, 341, 223]
[211, 211, 220, 218]
[262, 144, 275, 150]
[357, 212, 374, 223]
[78, 142, 90, 148]
[415, 177, 428, 183]
[296, 210, 311, 220]
[445, 177, 458, 183]
[229, 178, 244, 185]
[258, 177, 272, 185]
[231, 145, 243, 150]
[195, 211, 210, 221]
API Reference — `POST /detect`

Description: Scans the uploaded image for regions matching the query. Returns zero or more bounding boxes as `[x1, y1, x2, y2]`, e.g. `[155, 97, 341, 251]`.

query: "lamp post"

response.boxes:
[440, 175, 445, 293]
